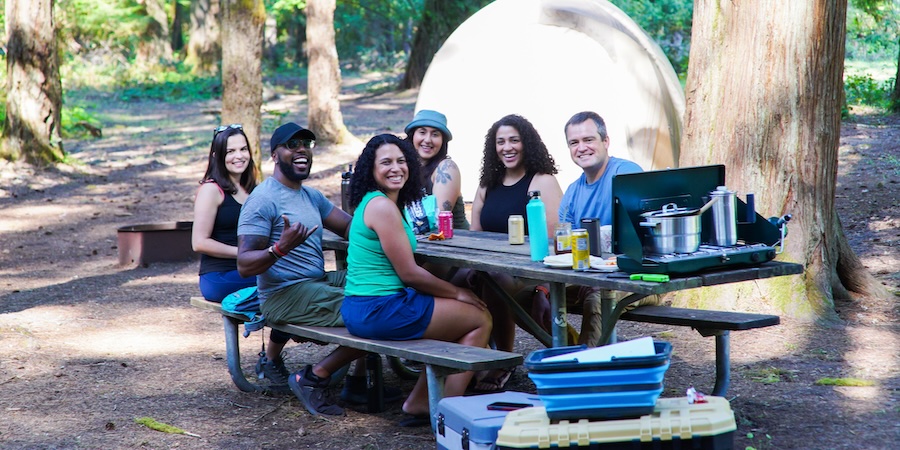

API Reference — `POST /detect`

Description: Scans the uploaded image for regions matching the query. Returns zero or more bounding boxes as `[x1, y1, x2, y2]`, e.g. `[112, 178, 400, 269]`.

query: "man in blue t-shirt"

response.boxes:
[559, 111, 643, 227]
[532, 112, 649, 347]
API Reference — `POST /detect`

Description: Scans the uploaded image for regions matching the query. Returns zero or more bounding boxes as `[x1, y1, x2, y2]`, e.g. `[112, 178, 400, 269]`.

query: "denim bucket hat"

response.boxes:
[404, 110, 453, 141]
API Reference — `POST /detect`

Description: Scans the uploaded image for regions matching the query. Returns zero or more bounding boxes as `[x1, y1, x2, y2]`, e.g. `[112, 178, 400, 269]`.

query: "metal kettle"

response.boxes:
[709, 186, 737, 246]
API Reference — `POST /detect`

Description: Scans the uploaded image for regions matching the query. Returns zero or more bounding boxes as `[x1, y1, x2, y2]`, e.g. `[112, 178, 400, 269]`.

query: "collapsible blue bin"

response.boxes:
[525, 341, 672, 421]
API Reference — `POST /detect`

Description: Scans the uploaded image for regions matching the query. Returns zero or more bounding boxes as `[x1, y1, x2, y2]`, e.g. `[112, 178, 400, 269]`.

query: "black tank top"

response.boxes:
[479, 172, 536, 233]
[199, 192, 242, 275]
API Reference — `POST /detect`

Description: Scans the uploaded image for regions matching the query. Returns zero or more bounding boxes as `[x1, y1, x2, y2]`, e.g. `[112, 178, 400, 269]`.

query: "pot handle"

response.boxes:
[639, 221, 657, 227]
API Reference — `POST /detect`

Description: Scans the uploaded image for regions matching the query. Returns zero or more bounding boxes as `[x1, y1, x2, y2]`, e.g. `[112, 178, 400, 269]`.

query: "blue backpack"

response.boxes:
[221, 287, 265, 337]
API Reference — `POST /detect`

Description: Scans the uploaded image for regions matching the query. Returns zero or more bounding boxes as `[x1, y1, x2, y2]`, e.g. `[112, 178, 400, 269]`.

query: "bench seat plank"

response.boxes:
[620, 305, 779, 330]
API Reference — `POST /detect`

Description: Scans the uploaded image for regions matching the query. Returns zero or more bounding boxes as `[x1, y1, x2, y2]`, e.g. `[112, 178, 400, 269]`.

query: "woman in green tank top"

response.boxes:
[342, 134, 492, 422]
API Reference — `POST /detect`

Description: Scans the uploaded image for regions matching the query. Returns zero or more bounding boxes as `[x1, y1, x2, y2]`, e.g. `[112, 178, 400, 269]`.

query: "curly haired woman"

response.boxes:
[341, 134, 492, 425]
[469, 114, 563, 392]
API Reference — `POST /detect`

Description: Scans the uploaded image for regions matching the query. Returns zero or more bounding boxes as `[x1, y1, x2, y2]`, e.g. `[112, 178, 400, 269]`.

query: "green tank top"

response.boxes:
[345, 191, 416, 296]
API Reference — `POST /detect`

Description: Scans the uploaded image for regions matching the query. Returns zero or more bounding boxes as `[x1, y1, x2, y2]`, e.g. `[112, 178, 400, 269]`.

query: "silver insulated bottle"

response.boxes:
[709, 186, 737, 246]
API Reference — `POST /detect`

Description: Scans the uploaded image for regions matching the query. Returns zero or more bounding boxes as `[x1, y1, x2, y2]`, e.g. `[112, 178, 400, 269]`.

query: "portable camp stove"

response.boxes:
[612, 165, 789, 275]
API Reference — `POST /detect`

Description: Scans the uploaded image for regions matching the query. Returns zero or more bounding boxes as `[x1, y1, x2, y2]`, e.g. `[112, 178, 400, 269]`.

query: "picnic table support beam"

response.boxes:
[222, 315, 264, 393]
[711, 331, 730, 396]
[425, 365, 456, 431]
[478, 273, 552, 347]
[549, 282, 567, 347]
[598, 292, 650, 346]
[599, 290, 617, 345]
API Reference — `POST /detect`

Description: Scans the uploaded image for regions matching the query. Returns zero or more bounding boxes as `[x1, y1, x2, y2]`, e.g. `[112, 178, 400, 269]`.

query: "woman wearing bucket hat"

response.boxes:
[404, 109, 470, 231]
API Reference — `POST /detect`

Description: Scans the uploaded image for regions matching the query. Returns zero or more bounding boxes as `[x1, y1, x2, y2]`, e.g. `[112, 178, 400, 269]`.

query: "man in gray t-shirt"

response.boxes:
[237, 122, 365, 416]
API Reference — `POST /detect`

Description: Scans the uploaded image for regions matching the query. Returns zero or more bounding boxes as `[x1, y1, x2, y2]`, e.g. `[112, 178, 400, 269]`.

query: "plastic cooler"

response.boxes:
[496, 396, 737, 450]
[525, 341, 671, 420]
[436, 391, 543, 450]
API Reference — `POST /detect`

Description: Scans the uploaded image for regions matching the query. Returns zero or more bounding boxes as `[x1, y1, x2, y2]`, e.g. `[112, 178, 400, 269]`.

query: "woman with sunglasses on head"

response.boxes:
[192, 124, 260, 301]
[341, 134, 491, 425]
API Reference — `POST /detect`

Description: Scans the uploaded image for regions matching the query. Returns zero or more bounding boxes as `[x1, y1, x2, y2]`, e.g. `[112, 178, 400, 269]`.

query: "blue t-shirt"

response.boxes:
[559, 157, 643, 226]
[237, 177, 335, 300]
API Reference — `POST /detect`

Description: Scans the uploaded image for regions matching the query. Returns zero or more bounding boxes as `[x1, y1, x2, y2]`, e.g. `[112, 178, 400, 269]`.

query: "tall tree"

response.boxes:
[186, 0, 221, 74]
[220, 0, 264, 164]
[678, 0, 889, 319]
[135, 0, 174, 65]
[399, 0, 490, 90]
[171, 0, 187, 52]
[306, 0, 351, 144]
[1, 0, 64, 165]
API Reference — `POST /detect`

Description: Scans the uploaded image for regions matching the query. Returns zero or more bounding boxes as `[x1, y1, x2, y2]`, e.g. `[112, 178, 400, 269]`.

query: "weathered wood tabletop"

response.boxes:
[322, 229, 804, 347]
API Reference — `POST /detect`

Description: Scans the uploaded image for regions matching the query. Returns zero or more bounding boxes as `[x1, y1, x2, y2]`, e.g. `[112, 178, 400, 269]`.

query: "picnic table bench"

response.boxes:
[190, 296, 522, 428]
[619, 305, 780, 396]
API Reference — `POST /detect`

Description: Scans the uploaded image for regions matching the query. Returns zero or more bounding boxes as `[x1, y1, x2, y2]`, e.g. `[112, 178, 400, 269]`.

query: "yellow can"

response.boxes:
[571, 228, 590, 271]
[508, 215, 525, 245]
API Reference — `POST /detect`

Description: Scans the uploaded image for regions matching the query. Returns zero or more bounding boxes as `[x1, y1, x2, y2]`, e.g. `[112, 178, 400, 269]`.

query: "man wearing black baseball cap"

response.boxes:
[237, 122, 399, 415]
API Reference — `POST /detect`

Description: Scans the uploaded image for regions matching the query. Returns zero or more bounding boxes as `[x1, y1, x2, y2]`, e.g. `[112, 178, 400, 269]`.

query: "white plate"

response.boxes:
[542, 254, 618, 271]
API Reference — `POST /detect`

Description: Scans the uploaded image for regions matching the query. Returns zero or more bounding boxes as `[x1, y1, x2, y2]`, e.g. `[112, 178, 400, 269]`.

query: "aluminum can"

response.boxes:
[508, 215, 525, 245]
[571, 228, 590, 271]
[554, 222, 572, 254]
[438, 211, 454, 238]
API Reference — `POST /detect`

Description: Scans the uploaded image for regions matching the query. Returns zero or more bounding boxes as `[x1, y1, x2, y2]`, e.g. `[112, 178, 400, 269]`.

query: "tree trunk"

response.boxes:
[677, 0, 889, 319]
[135, 0, 174, 66]
[1, 0, 64, 165]
[306, 0, 351, 144]
[171, 0, 186, 52]
[186, 0, 221, 75]
[220, 0, 264, 165]
[891, 37, 900, 112]
[399, 0, 490, 90]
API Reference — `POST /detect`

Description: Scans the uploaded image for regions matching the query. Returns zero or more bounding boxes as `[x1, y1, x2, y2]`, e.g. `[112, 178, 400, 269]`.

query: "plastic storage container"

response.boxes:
[436, 391, 543, 450]
[496, 396, 736, 450]
[525, 341, 671, 420]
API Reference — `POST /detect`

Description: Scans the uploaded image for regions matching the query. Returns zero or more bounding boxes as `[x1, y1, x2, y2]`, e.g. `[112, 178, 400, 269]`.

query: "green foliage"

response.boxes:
[846, 0, 899, 61]
[61, 105, 102, 139]
[845, 72, 895, 107]
[608, 0, 693, 78]
[56, 0, 148, 59]
[814, 377, 876, 386]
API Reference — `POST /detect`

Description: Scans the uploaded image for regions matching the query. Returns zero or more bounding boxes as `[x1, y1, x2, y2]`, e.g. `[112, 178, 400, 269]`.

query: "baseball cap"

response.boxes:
[270, 123, 316, 153]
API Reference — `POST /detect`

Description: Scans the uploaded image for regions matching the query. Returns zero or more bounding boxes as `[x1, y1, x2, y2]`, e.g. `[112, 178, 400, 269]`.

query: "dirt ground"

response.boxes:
[0, 80, 897, 449]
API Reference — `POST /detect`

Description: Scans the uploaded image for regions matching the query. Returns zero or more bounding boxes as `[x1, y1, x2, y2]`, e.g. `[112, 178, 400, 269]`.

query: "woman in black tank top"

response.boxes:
[192, 124, 259, 302]
[468, 114, 564, 392]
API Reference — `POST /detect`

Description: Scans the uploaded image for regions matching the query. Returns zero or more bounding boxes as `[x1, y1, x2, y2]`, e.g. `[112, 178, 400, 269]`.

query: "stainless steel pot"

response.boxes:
[639, 202, 706, 254]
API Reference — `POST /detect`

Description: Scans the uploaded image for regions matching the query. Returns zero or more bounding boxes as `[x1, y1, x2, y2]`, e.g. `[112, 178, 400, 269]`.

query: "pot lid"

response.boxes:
[641, 202, 700, 218]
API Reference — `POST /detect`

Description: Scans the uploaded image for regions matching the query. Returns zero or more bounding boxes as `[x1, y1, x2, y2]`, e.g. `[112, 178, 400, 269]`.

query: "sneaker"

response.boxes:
[339, 375, 403, 405]
[257, 354, 291, 393]
[289, 365, 344, 416]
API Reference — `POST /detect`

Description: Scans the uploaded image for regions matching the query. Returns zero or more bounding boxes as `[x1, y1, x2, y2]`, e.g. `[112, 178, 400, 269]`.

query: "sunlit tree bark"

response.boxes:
[306, 0, 351, 144]
[135, 0, 174, 65]
[220, 0, 264, 165]
[186, 0, 221, 75]
[1, 0, 64, 165]
[677, 0, 889, 319]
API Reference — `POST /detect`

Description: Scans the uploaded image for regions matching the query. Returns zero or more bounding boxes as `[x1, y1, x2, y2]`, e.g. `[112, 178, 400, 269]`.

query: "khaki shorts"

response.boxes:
[261, 271, 346, 327]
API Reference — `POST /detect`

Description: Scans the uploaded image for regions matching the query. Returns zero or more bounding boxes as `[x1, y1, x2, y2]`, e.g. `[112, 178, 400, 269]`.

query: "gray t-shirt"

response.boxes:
[237, 177, 335, 299]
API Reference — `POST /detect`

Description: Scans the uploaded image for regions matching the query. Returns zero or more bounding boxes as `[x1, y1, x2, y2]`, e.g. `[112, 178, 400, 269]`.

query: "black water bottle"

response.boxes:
[341, 164, 354, 213]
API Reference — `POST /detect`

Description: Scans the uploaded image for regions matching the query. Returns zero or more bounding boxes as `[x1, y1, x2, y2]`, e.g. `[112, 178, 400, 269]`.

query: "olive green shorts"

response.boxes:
[261, 271, 346, 327]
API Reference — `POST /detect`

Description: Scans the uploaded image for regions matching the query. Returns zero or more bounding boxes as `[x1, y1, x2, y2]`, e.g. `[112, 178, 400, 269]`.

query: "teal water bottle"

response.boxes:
[526, 190, 549, 261]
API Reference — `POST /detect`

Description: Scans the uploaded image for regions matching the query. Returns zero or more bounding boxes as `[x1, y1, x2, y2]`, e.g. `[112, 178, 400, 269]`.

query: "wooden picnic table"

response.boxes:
[322, 229, 803, 348]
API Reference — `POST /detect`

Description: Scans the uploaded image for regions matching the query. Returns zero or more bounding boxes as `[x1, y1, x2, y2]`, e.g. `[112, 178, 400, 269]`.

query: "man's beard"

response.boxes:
[278, 158, 310, 182]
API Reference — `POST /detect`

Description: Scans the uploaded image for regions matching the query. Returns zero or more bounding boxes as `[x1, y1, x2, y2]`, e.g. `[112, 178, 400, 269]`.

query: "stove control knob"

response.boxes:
[750, 252, 761, 262]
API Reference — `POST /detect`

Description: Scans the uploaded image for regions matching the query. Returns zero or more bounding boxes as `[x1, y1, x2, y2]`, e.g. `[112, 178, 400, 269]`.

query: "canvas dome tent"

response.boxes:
[414, 0, 685, 201]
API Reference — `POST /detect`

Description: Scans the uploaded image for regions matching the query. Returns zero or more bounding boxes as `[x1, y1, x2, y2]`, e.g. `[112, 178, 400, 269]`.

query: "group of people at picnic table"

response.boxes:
[190, 108, 644, 424]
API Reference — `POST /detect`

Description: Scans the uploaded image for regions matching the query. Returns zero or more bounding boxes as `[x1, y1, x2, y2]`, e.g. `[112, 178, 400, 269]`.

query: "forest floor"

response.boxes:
[0, 78, 897, 449]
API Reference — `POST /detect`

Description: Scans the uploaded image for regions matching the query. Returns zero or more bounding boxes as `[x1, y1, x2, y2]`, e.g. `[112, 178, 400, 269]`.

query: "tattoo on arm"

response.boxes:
[442, 200, 452, 211]
[434, 160, 454, 185]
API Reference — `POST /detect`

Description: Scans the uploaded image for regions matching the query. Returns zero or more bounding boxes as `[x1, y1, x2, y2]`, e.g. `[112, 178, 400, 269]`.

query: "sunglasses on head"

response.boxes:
[284, 138, 316, 150]
[214, 123, 243, 137]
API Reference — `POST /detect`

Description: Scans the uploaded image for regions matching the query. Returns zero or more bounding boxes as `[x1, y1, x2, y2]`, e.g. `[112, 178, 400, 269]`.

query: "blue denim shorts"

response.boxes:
[341, 287, 435, 340]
